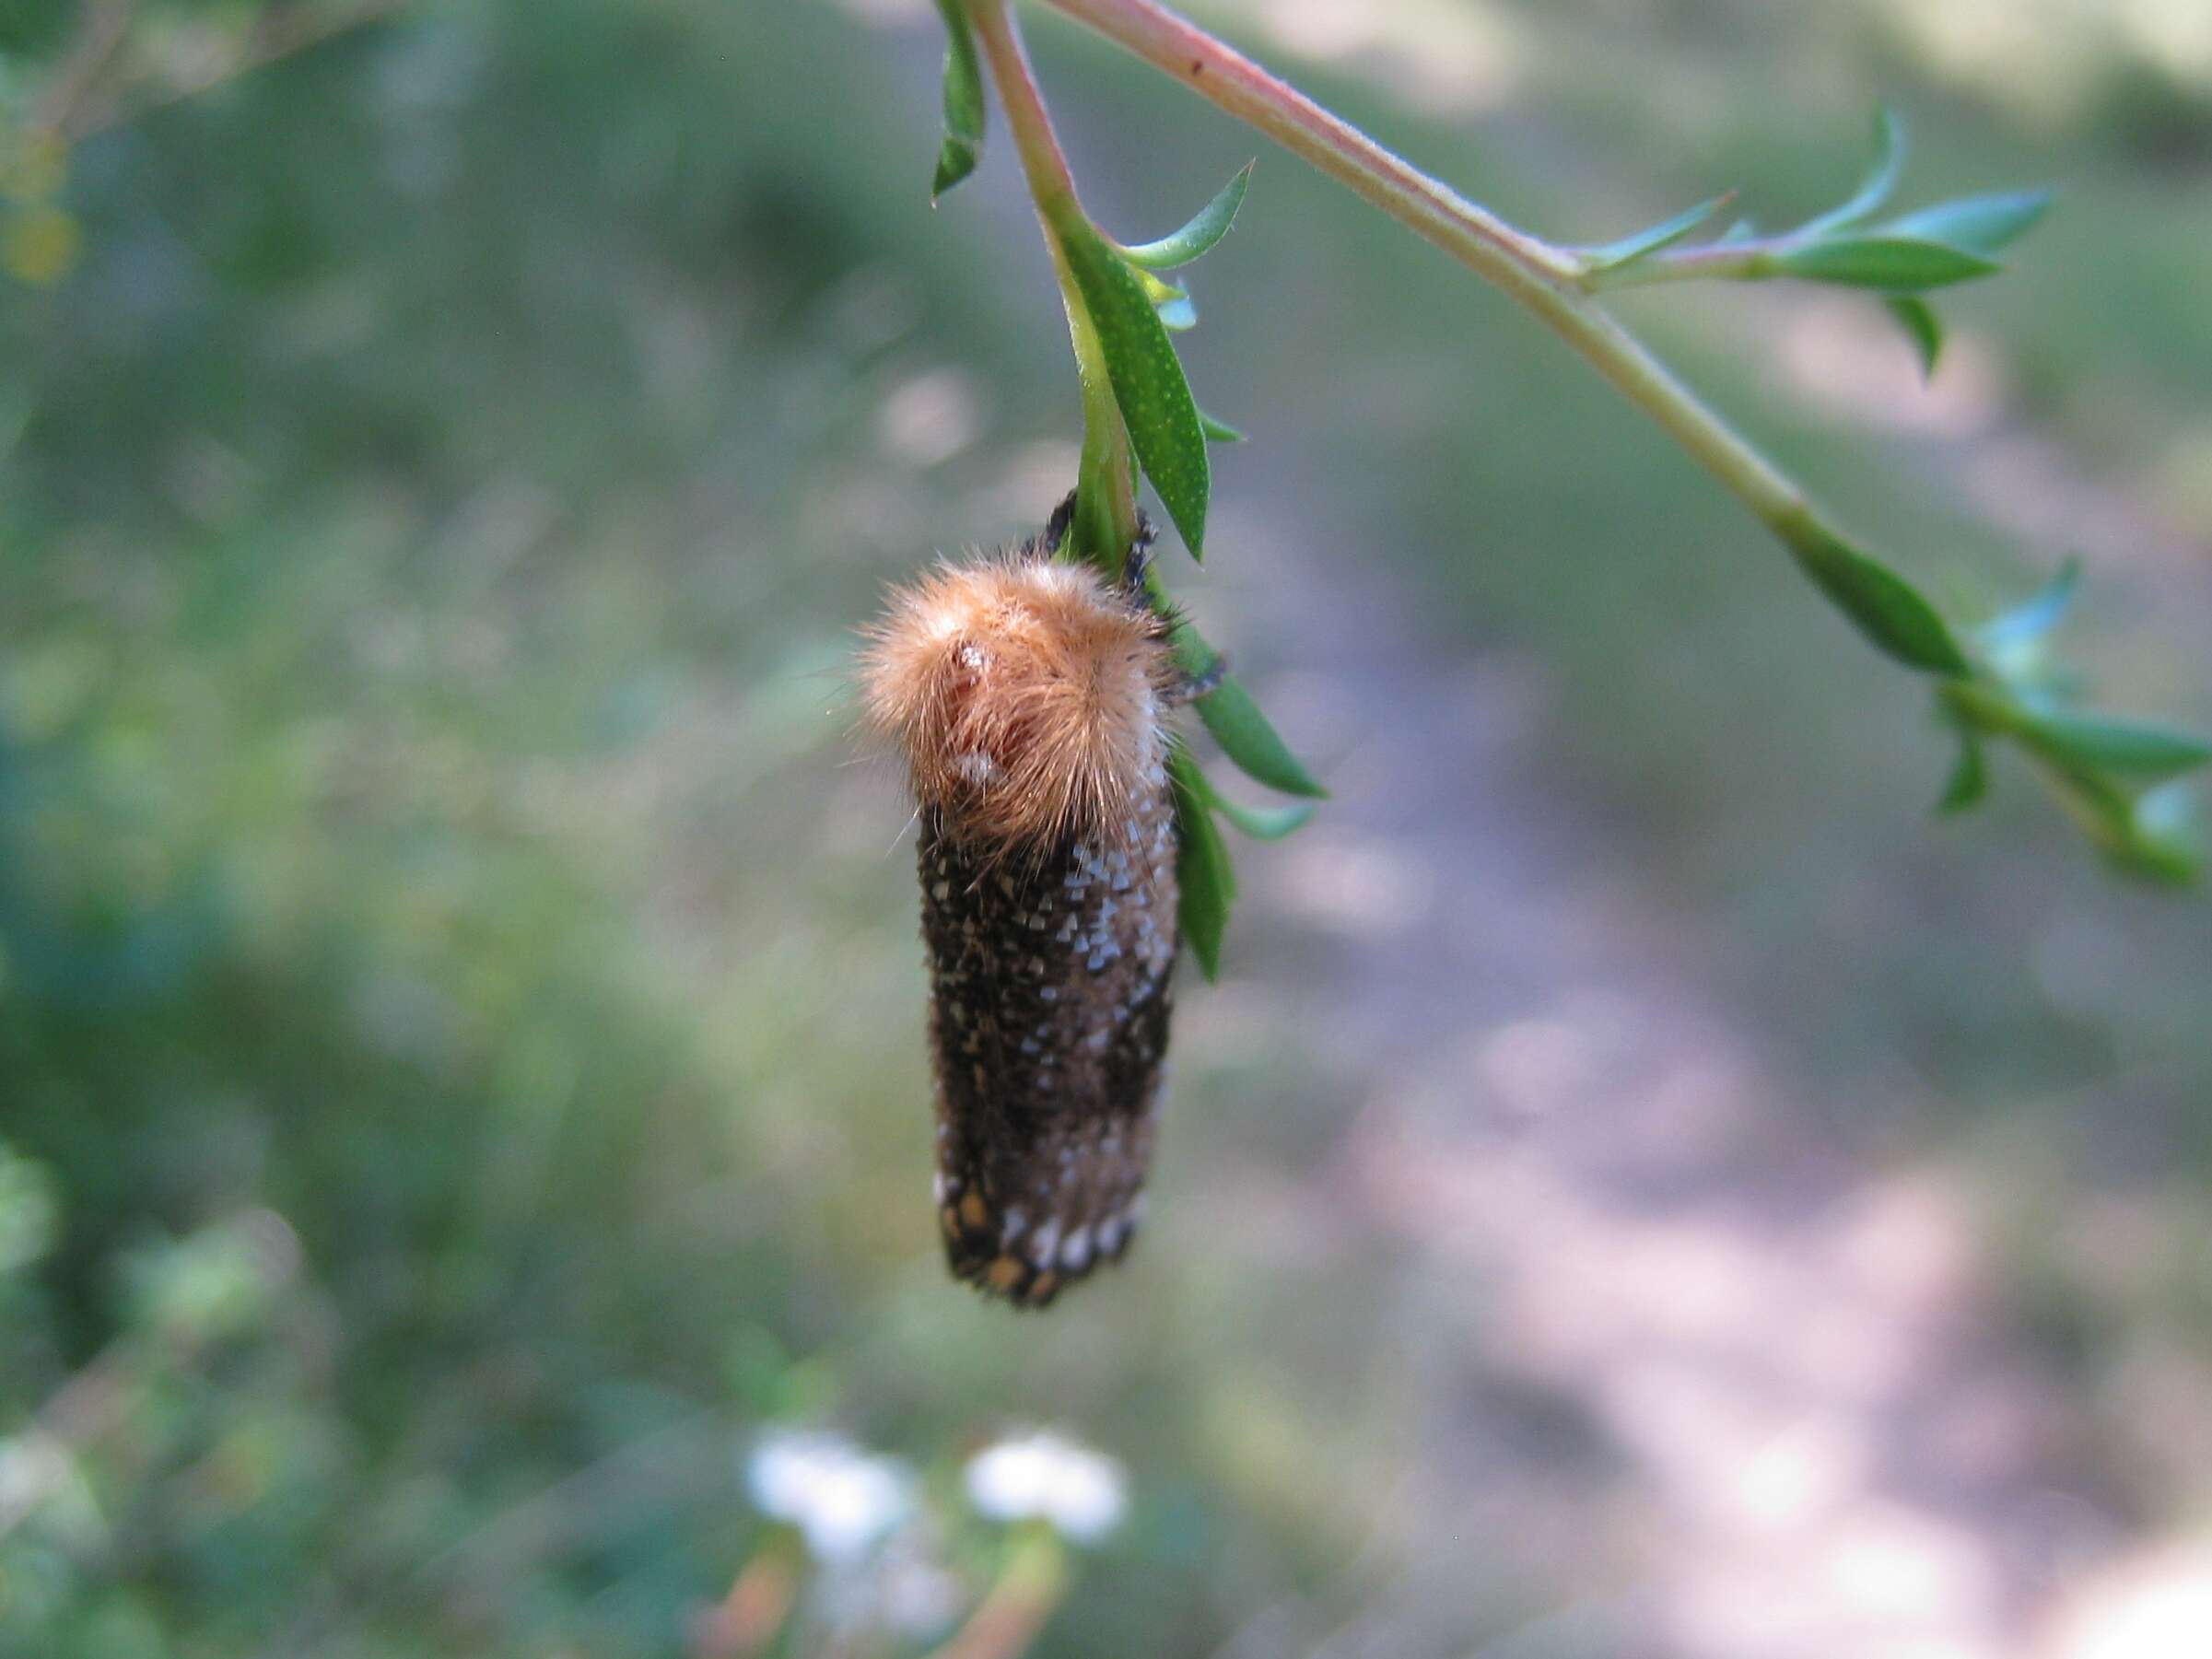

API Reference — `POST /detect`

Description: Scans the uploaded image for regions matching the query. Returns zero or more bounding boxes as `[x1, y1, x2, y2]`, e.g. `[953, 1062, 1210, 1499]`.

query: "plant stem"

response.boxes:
[65, 0, 412, 140]
[1584, 248, 1782, 291]
[964, 0, 1142, 567]
[923, 1527, 1069, 1659]
[1024, 0, 1850, 590]
[1042, 0, 1576, 288]
[29, 0, 134, 138]
[692, 1547, 798, 1659]
[966, 0, 1081, 217]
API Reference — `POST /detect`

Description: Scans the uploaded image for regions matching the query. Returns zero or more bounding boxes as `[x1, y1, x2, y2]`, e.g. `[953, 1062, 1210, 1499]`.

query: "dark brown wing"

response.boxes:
[919, 760, 1178, 1308]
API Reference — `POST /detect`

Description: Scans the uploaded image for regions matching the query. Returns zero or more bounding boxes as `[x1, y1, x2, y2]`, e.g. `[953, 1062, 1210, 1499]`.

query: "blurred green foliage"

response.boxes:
[3, 1, 2210, 1654]
[1, 6, 1421, 1653]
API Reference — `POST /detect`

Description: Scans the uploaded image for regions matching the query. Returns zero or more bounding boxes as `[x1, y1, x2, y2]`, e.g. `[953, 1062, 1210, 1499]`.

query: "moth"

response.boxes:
[862, 502, 1187, 1307]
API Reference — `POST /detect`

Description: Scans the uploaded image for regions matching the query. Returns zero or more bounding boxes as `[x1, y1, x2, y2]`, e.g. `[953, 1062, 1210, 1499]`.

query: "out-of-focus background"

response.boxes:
[5, 1, 2212, 1654]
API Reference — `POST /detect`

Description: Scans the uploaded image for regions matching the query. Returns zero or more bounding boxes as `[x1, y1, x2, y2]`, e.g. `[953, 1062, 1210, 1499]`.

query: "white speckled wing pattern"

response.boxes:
[920, 762, 1178, 1308]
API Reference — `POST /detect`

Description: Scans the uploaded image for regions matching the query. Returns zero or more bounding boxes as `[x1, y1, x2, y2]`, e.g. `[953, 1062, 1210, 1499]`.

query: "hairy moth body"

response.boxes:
[920, 780, 1176, 1305]
[863, 528, 1179, 1307]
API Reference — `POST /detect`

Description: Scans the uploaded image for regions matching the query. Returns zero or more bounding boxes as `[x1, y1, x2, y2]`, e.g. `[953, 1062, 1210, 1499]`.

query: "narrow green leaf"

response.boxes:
[2038, 760, 2146, 865]
[1188, 761, 1316, 838]
[1169, 746, 1235, 980]
[1583, 192, 1734, 271]
[1120, 163, 1253, 271]
[1977, 556, 2081, 655]
[2110, 836, 2200, 884]
[1802, 106, 1905, 236]
[1937, 729, 1988, 814]
[2019, 710, 2212, 785]
[1880, 190, 2051, 257]
[1198, 409, 1246, 443]
[1056, 213, 1211, 557]
[1211, 795, 1316, 840]
[1884, 296, 1944, 379]
[1195, 673, 1328, 798]
[1775, 236, 2002, 291]
[930, 0, 985, 202]
[2124, 781, 2203, 882]
[2034, 758, 2199, 883]
[1943, 677, 2206, 880]
[932, 137, 980, 207]
[1780, 518, 1970, 675]
[1171, 620, 1325, 795]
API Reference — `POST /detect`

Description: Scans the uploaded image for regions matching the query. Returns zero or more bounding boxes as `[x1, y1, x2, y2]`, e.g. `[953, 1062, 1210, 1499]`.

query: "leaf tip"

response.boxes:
[1883, 296, 1944, 380]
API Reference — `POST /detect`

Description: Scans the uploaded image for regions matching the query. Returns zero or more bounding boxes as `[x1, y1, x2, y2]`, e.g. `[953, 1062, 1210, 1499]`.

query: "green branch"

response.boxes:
[964, 0, 1142, 570]
[930, 0, 2205, 883]
[1027, 1, 1914, 576]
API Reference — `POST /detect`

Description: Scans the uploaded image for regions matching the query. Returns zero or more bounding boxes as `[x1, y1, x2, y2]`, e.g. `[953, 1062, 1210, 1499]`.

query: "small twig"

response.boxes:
[27, 0, 135, 140]
[922, 1527, 1068, 1659]
[64, 0, 412, 142]
[0, 1345, 133, 1543]
[692, 1545, 801, 1659]
[1579, 240, 1783, 290]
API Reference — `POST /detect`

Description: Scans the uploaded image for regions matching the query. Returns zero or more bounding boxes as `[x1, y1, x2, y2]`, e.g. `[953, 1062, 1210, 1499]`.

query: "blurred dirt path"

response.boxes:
[1213, 488, 2124, 1659]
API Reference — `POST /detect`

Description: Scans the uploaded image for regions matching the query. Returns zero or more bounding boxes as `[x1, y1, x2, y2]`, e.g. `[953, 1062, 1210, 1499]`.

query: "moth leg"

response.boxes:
[1037, 494, 1159, 599]
[1038, 489, 1079, 555]
[1165, 648, 1224, 707]
[1120, 510, 1158, 597]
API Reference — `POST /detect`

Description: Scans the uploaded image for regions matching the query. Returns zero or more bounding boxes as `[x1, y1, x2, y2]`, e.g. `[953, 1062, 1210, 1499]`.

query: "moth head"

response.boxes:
[862, 552, 1171, 852]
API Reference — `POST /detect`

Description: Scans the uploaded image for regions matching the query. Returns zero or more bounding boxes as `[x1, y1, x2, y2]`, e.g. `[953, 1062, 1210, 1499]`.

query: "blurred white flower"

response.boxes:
[963, 1430, 1128, 1543]
[746, 1431, 914, 1566]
